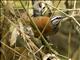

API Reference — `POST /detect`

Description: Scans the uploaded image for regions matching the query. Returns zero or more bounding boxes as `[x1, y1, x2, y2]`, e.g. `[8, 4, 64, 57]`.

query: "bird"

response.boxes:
[32, 2, 64, 37]
[32, 16, 64, 37]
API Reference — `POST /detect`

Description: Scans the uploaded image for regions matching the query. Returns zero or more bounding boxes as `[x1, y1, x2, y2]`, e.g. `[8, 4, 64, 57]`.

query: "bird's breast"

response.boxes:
[33, 16, 55, 36]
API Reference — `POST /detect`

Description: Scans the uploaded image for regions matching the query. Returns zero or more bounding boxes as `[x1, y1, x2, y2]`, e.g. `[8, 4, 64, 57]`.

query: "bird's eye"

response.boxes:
[51, 16, 64, 24]
[55, 16, 63, 19]
[51, 16, 64, 21]
[43, 7, 45, 9]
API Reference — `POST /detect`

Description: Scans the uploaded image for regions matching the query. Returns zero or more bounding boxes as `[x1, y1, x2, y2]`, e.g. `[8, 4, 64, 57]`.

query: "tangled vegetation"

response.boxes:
[0, 0, 80, 60]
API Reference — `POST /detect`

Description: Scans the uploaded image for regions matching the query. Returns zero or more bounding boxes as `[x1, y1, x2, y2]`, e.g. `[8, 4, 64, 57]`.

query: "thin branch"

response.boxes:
[0, 41, 26, 58]
[34, 45, 44, 55]
[68, 29, 71, 58]
[72, 0, 77, 15]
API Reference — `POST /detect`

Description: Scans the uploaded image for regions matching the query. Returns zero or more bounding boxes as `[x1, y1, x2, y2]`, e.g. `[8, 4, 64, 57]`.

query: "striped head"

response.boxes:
[51, 16, 64, 25]
[50, 16, 64, 33]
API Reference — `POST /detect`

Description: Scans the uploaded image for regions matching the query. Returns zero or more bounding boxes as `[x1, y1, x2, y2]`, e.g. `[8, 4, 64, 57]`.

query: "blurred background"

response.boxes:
[0, 0, 80, 60]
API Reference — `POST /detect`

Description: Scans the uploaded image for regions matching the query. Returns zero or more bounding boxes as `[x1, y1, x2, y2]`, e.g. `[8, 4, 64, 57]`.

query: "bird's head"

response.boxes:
[50, 16, 65, 33]
[51, 16, 64, 25]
